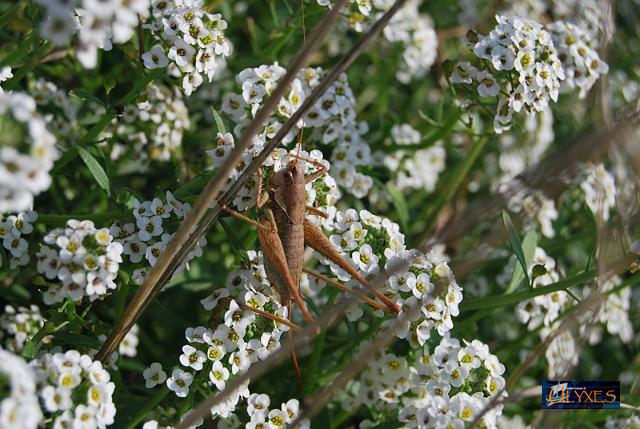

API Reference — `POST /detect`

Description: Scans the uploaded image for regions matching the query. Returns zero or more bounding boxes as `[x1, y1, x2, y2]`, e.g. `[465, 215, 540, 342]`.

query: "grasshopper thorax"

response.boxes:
[267, 160, 306, 224]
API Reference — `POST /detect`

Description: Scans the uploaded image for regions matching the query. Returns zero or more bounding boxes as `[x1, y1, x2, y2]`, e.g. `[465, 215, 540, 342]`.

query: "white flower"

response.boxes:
[247, 393, 270, 420]
[137, 215, 163, 241]
[142, 46, 170, 69]
[143, 363, 167, 388]
[168, 38, 196, 69]
[167, 368, 193, 397]
[579, 163, 616, 221]
[228, 349, 250, 374]
[179, 345, 207, 371]
[0, 349, 43, 429]
[451, 62, 477, 84]
[268, 408, 287, 428]
[281, 399, 300, 423]
[119, 325, 139, 357]
[476, 71, 500, 96]
[352, 244, 379, 273]
[209, 360, 229, 390]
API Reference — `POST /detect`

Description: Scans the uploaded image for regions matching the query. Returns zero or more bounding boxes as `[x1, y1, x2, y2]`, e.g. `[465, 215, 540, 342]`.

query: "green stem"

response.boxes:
[383, 109, 463, 152]
[422, 137, 489, 233]
[461, 270, 640, 312]
[52, 69, 163, 173]
[124, 387, 170, 429]
[21, 305, 70, 359]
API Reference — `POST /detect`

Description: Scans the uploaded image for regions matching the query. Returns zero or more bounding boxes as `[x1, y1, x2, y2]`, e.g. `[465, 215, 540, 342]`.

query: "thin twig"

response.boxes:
[138, 14, 145, 59]
[96, 0, 349, 362]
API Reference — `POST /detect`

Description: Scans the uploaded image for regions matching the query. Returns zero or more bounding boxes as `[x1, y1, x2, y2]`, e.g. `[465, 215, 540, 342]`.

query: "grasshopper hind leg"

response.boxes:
[287, 299, 304, 385]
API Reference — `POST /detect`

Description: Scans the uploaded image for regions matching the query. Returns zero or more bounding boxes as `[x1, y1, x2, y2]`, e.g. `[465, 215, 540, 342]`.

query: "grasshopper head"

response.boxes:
[269, 159, 305, 188]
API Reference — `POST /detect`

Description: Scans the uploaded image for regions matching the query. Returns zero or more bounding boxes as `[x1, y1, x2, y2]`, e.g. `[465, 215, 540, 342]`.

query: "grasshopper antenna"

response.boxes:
[294, 0, 307, 161]
[289, 0, 307, 387]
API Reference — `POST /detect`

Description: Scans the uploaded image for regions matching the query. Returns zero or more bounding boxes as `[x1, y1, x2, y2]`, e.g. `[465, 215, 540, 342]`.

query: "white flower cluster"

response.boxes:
[579, 276, 634, 345]
[380, 0, 439, 83]
[318, 0, 438, 83]
[38, 0, 150, 69]
[149, 284, 296, 421]
[221, 64, 374, 198]
[0, 348, 43, 429]
[0, 211, 37, 269]
[144, 0, 231, 95]
[609, 70, 640, 112]
[547, 21, 609, 99]
[120, 324, 140, 357]
[322, 209, 405, 280]
[514, 247, 567, 331]
[31, 350, 116, 429]
[605, 415, 640, 429]
[379, 123, 446, 192]
[552, 0, 614, 43]
[104, 84, 190, 169]
[317, 0, 377, 31]
[110, 191, 206, 285]
[0, 92, 58, 214]
[140, 394, 308, 429]
[498, 181, 558, 238]
[578, 163, 616, 221]
[540, 323, 578, 379]
[514, 248, 633, 377]
[344, 337, 507, 428]
[0, 66, 12, 93]
[0, 304, 47, 353]
[36, 219, 124, 305]
[31, 79, 89, 144]
[319, 209, 462, 340]
[453, 15, 565, 133]
[477, 108, 553, 189]
[386, 249, 463, 344]
[243, 394, 308, 429]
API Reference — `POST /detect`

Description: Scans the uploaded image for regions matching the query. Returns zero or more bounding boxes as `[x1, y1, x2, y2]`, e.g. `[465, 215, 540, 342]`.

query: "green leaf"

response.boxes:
[531, 263, 547, 281]
[506, 228, 538, 293]
[69, 89, 105, 106]
[383, 108, 462, 152]
[386, 183, 409, 236]
[211, 107, 227, 134]
[423, 137, 489, 232]
[371, 420, 403, 429]
[311, 408, 331, 429]
[458, 268, 635, 312]
[21, 341, 36, 359]
[123, 388, 170, 429]
[77, 146, 110, 195]
[502, 211, 530, 289]
[305, 329, 327, 394]
[52, 332, 102, 349]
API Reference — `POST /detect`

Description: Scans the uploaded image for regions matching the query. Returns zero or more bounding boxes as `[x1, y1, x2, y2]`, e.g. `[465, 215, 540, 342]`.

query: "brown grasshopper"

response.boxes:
[221, 153, 400, 378]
